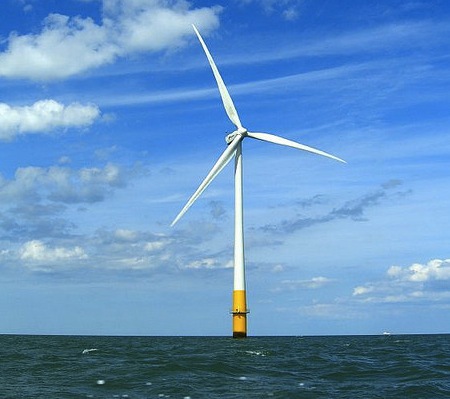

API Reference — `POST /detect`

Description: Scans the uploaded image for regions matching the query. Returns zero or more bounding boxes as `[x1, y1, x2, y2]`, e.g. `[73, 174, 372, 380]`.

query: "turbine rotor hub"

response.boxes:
[225, 127, 248, 144]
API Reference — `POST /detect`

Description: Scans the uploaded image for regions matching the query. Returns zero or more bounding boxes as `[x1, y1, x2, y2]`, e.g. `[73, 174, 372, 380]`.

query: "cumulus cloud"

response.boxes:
[0, 176, 228, 273]
[0, 100, 100, 140]
[1, 216, 231, 273]
[353, 285, 374, 296]
[0, 227, 176, 272]
[19, 240, 87, 262]
[144, 240, 168, 252]
[387, 259, 450, 283]
[0, 0, 221, 80]
[82, 228, 177, 271]
[0, 239, 88, 272]
[114, 228, 139, 242]
[0, 163, 136, 241]
[0, 163, 126, 205]
[352, 258, 450, 305]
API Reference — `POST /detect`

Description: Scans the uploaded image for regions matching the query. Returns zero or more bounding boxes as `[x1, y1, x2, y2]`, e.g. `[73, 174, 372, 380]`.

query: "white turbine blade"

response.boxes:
[171, 136, 243, 227]
[192, 25, 242, 129]
[247, 131, 346, 163]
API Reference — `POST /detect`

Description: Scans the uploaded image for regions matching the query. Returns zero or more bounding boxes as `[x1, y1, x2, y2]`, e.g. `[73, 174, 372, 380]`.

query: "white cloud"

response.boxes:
[272, 264, 284, 273]
[19, 240, 87, 262]
[0, 163, 128, 205]
[0, 1, 221, 80]
[352, 259, 450, 305]
[387, 259, 450, 282]
[281, 276, 333, 290]
[106, 0, 220, 53]
[74, 229, 175, 271]
[353, 285, 374, 296]
[0, 100, 100, 140]
[144, 240, 168, 252]
[185, 257, 232, 269]
[114, 229, 138, 241]
[0, 227, 178, 272]
[0, 14, 116, 80]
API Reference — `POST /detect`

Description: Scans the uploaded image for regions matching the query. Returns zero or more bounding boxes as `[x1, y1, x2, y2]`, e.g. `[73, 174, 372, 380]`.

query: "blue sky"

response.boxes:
[1, 0, 450, 336]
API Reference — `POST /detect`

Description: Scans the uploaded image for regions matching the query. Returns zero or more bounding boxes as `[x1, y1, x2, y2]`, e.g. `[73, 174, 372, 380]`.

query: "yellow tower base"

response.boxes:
[232, 290, 249, 338]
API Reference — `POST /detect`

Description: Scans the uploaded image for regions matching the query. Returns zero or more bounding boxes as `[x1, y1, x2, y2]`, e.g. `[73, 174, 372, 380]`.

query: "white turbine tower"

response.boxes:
[172, 25, 345, 338]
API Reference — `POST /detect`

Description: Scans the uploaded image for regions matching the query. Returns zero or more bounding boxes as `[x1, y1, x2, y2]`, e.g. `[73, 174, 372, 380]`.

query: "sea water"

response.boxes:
[1, 334, 449, 398]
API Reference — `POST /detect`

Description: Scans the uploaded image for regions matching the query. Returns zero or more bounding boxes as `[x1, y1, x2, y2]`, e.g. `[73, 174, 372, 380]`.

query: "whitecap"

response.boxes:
[82, 348, 98, 354]
[297, 382, 316, 391]
[96, 379, 106, 385]
[245, 350, 267, 357]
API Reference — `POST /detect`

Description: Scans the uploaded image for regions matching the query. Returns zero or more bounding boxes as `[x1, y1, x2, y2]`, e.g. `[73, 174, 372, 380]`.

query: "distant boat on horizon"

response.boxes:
[383, 331, 392, 336]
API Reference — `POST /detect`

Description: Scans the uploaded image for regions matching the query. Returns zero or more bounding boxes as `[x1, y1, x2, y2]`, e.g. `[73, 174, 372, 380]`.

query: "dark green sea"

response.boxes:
[1, 334, 449, 398]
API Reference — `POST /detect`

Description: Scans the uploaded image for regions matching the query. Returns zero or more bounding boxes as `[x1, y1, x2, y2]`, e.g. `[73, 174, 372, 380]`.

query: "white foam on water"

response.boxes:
[238, 376, 248, 381]
[297, 382, 316, 391]
[245, 350, 267, 357]
[82, 348, 98, 354]
[96, 379, 106, 385]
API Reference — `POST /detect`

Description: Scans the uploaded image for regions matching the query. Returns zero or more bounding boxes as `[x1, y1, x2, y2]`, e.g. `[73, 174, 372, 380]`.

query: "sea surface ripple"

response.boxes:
[1, 334, 449, 398]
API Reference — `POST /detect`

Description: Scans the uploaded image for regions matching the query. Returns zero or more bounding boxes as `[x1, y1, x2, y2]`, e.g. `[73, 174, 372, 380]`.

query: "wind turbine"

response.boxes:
[171, 25, 345, 338]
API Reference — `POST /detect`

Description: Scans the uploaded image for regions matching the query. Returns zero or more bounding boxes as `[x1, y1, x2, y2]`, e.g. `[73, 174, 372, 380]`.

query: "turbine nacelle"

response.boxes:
[225, 127, 248, 144]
